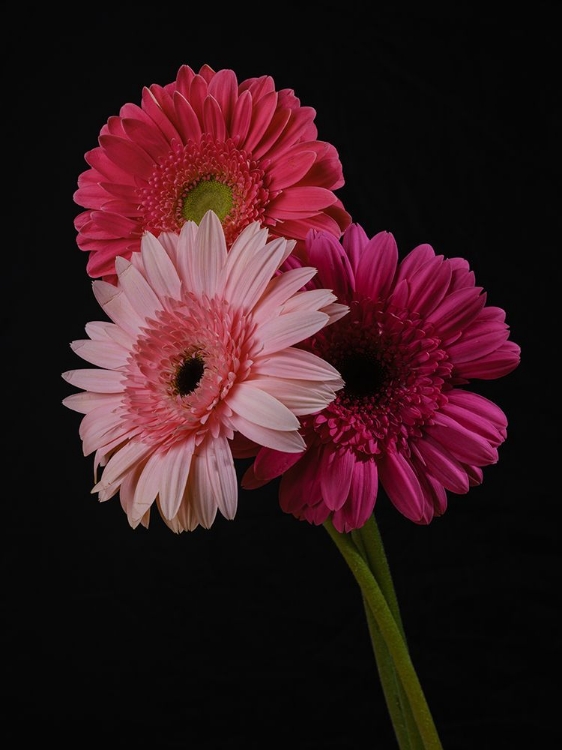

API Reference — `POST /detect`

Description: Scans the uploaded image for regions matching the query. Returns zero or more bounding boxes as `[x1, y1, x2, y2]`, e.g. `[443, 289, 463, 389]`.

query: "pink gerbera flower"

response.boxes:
[74, 63, 351, 282]
[242, 224, 521, 532]
[62, 211, 346, 532]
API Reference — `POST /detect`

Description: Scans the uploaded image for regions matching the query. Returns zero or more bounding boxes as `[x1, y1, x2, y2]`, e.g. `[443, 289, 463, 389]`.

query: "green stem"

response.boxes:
[324, 517, 443, 750]
[352, 515, 406, 639]
[352, 527, 423, 750]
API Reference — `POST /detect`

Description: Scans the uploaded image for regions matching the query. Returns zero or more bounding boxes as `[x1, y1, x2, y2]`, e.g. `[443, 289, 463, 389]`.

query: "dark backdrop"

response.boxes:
[5, 6, 559, 748]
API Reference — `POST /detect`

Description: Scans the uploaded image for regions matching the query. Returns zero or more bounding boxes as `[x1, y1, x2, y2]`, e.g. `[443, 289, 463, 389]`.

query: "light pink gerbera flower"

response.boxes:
[242, 224, 521, 532]
[62, 211, 346, 532]
[74, 63, 351, 282]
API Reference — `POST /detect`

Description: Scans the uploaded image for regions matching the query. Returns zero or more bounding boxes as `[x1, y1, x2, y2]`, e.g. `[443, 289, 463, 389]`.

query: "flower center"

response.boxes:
[181, 179, 233, 224]
[337, 352, 385, 398]
[302, 298, 452, 457]
[139, 135, 270, 246]
[174, 353, 205, 396]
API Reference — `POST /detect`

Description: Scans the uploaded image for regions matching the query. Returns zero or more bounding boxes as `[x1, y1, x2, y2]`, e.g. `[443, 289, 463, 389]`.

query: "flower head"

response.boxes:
[74, 63, 351, 282]
[62, 211, 345, 532]
[242, 224, 521, 532]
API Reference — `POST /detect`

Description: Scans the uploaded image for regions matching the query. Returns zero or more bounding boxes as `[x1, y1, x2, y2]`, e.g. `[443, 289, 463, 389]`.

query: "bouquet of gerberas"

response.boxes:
[62, 63, 520, 750]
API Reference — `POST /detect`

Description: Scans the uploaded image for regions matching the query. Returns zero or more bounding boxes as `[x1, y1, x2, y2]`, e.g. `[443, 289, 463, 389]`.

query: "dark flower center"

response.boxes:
[175, 355, 205, 396]
[337, 352, 385, 398]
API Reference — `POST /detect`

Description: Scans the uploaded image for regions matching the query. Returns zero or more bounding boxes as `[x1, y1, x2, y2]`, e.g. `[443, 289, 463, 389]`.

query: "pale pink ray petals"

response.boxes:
[252, 348, 344, 383]
[228, 412, 306, 453]
[64, 216, 341, 532]
[62, 368, 124, 393]
[70, 339, 128, 370]
[227, 383, 300, 431]
[156, 441, 195, 521]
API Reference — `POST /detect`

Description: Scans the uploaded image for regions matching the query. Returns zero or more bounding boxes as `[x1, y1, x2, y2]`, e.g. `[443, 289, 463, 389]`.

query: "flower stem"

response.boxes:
[351, 524, 423, 750]
[323, 517, 443, 750]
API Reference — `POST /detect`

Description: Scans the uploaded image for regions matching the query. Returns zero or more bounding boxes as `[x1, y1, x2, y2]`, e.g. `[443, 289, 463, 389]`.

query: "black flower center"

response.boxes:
[175, 355, 205, 396]
[338, 352, 385, 398]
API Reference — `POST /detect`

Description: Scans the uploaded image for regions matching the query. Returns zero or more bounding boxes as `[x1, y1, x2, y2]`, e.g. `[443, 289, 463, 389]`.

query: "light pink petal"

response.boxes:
[85, 320, 133, 349]
[139, 232, 182, 302]
[114, 256, 163, 321]
[228, 383, 300, 430]
[280, 288, 338, 317]
[186, 451, 219, 528]
[223, 236, 291, 310]
[129, 449, 169, 525]
[62, 391, 120, 415]
[253, 348, 344, 384]
[192, 210, 228, 296]
[157, 440, 195, 520]
[257, 311, 329, 356]
[246, 376, 340, 415]
[92, 280, 146, 336]
[79, 405, 129, 456]
[202, 436, 238, 520]
[229, 412, 306, 453]
[70, 339, 128, 369]
[62, 368, 124, 393]
[93, 441, 152, 493]
[252, 266, 318, 321]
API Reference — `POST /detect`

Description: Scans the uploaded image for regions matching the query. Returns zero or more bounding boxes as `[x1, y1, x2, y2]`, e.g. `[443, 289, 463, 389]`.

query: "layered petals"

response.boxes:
[63, 213, 345, 532]
[74, 63, 351, 282]
[242, 223, 520, 531]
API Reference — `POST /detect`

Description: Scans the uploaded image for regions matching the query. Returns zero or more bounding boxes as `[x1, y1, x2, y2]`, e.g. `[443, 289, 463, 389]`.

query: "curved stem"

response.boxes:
[324, 518, 443, 750]
[352, 527, 422, 749]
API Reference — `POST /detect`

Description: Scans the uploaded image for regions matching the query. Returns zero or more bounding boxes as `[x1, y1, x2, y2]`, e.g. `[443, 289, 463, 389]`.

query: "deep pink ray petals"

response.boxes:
[98, 134, 156, 179]
[379, 451, 427, 523]
[172, 93, 203, 142]
[320, 446, 354, 512]
[355, 231, 399, 300]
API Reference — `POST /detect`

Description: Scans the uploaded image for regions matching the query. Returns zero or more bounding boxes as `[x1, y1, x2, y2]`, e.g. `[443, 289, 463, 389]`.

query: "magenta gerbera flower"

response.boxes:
[242, 224, 521, 532]
[74, 63, 352, 282]
[62, 211, 346, 532]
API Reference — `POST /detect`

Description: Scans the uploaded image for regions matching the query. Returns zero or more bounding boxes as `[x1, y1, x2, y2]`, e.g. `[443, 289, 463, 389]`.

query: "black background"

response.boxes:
[4, 6, 560, 748]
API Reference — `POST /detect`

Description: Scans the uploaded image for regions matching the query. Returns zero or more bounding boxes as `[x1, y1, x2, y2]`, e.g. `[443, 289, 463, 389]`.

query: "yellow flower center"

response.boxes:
[182, 179, 233, 224]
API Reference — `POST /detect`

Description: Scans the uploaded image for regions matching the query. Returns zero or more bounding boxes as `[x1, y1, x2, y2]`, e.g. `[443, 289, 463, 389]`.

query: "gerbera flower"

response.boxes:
[242, 224, 521, 532]
[62, 211, 346, 532]
[74, 63, 351, 282]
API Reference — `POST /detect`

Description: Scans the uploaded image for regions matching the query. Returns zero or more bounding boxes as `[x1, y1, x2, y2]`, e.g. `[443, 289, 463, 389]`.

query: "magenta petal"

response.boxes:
[378, 451, 427, 523]
[320, 446, 354, 511]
